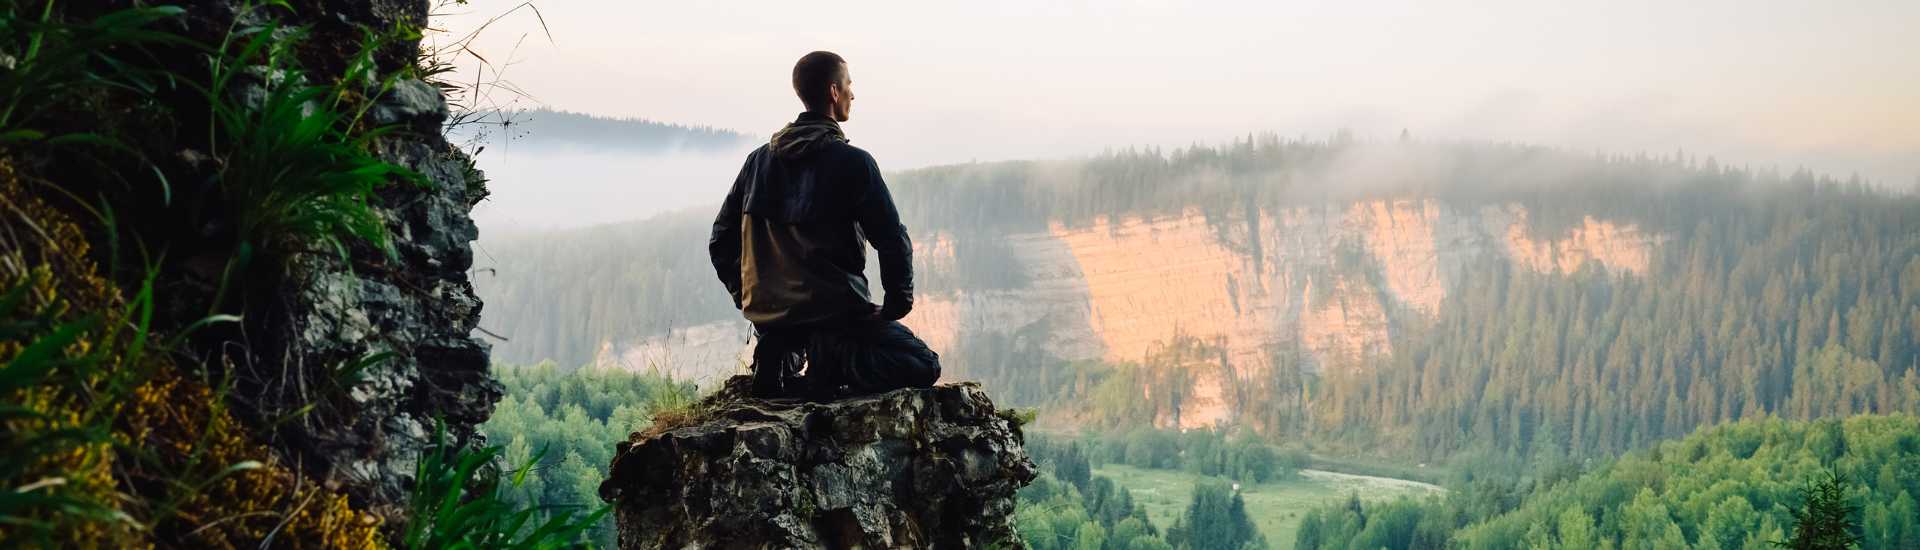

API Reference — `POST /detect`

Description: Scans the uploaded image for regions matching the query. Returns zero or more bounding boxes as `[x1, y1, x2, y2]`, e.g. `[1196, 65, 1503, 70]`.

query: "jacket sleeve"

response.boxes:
[709, 155, 751, 309]
[855, 152, 914, 319]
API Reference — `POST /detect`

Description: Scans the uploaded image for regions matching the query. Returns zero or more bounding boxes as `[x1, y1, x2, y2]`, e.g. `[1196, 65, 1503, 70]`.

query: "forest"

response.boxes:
[11, 0, 1915, 547]
[910, 140, 1920, 465]
[476, 137, 1920, 458]
[1296, 414, 1920, 549]
[1021, 434, 1276, 550]
[480, 363, 697, 548]
[472, 138, 1920, 548]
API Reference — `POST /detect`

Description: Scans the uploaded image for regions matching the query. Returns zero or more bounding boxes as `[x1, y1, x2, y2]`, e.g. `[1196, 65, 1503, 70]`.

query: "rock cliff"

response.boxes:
[573, 200, 1662, 429]
[185, 1, 502, 521]
[600, 377, 1037, 549]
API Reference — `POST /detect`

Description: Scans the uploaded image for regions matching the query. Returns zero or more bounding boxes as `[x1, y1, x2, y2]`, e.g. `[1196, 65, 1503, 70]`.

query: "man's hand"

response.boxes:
[877, 292, 912, 321]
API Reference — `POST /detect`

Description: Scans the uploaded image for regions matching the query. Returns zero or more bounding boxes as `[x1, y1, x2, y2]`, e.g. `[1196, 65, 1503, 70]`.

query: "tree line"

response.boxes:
[452, 107, 753, 153]
[473, 137, 1920, 475]
[1298, 413, 1920, 549]
[946, 150, 1920, 471]
[1030, 428, 1306, 486]
[1022, 432, 1274, 550]
[1284, 175, 1920, 462]
[480, 362, 697, 547]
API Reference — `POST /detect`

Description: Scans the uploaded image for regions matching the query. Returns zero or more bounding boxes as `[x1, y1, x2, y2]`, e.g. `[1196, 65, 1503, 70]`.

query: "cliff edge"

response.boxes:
[600, 377, 1037, 549]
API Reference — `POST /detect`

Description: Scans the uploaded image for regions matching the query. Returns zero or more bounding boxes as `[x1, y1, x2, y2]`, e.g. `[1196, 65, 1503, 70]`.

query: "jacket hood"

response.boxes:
[769, 112, 848, 160]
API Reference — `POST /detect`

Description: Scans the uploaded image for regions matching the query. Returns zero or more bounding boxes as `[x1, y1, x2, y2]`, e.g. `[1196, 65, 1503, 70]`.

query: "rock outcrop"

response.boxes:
[52, 0, 497, 527]
[600, 377, 1037, 549]
[262, 76, 498, 518]
[211, 1, 501, 521]
[4, 1, 500, 544]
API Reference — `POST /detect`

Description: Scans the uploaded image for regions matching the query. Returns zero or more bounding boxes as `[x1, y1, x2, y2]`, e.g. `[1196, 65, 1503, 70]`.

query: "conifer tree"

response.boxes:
[1777, 470, 1862, 550]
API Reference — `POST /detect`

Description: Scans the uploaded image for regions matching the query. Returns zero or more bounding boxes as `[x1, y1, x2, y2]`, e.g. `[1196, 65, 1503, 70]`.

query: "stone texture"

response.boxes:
[601, 377, 1037, 549]
[257, 75, 498, 520]
[200, 0, 501, 525]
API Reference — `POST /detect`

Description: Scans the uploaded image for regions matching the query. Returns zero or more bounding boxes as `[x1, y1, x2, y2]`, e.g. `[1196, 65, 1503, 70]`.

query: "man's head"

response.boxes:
[792, 51, 853, 122]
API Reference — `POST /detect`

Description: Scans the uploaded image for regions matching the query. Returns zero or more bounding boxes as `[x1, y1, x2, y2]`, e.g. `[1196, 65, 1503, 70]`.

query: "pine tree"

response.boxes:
[1777, 470, 1862, 550]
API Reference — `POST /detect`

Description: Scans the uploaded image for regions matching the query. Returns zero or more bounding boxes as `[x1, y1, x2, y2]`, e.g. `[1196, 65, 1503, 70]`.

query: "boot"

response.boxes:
[750, 360, 787, 399]
[749, 330, 796, 399]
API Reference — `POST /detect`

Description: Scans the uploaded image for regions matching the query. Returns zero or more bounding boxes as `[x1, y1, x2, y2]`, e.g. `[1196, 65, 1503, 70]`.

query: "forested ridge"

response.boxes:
[1301, 190, 1920, 461]
[474, 137, 1920, 470]
[475, 209, 735, 366]
[453, 107, 753, 153]
[903, 139, 1920, 467]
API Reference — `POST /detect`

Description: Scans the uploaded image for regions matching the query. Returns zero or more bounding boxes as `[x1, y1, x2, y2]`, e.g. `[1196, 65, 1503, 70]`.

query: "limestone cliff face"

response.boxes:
[603, 200, 1659, 430]
[600, 377, 1036, 549]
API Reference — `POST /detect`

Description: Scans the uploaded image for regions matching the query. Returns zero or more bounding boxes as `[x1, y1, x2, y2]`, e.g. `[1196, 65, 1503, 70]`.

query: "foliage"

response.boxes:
[1777, 470, 1863, 550]
[998, 407, 1039, 430]
[1031, 429, 1303, 486]
[476, 139, 1920, 475]
[1165, 481, 1267, 550]
[1020, 428, 1176, 550]
[0, 3, 188, 136]
[1301, 414, 1920, 550]
[481, 361, 697, 548]
[903, 143, 1920, 473]
[1017, 471, 1170, 550]
[0, 1, 494, 547]
[472, 209, 741, 367]
[1294, 174, 1920, 462]
[0, 267, 137, 545]
[0, 160, 380, 546]
[202, 15, 424, 265]
[403, 422, 608, 550]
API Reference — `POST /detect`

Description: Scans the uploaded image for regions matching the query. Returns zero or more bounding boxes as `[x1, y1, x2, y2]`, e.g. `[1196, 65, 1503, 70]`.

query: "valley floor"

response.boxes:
[1094, 465, 1443, 549]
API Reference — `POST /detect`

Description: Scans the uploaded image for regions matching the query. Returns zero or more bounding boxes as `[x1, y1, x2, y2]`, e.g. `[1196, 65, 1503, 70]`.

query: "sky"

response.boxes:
[434, 0, 1920, 230]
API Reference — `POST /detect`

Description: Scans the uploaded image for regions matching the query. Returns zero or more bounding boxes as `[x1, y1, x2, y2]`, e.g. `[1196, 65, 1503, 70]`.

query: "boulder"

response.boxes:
[601, 376, 1037, 549]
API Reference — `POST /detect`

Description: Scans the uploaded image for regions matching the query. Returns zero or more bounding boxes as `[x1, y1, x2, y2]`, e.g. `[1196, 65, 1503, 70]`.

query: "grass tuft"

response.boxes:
[203, 13, 425, 268]
[404, 421, 609, 549]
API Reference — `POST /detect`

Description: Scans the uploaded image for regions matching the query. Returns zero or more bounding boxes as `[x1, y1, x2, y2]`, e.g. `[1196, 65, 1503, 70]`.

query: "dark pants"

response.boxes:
[751, 319, 941, 398]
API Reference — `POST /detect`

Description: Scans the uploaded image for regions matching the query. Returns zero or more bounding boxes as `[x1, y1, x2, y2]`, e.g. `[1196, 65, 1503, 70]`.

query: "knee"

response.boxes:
[909, 350, 940, 387]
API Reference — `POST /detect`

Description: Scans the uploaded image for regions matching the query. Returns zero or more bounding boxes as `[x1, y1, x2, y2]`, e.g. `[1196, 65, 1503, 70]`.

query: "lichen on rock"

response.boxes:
[600, 376, 1037, 549]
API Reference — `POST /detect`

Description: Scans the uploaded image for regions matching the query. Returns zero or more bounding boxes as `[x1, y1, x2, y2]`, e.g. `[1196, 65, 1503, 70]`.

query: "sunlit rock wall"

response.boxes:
[599, 200, 1660, 428]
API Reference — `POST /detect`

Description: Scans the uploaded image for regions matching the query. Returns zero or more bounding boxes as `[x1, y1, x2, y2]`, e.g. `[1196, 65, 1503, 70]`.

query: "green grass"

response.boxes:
[404, 422, 608, 549]
[1094, 464, 1443, 549]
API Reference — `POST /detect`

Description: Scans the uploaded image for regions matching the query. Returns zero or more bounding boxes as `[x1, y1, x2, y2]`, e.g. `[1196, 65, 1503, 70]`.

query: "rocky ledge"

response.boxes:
[599, 377, 1037, 549]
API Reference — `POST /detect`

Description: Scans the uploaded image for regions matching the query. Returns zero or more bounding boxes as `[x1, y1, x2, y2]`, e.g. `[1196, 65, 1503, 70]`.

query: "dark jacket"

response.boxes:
[708, 112, 914, 327]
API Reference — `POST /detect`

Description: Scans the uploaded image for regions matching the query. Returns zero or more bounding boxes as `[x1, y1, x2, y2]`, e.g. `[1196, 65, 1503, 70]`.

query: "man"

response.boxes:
[708, 51, 940, 399]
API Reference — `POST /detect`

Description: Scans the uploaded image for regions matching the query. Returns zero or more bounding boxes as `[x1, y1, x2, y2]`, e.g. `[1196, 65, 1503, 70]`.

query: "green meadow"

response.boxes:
[1094, 464, 1443, 549]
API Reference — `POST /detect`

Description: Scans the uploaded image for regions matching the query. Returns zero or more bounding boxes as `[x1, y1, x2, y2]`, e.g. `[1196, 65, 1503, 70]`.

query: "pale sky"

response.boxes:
[436, 0, 1920, 229]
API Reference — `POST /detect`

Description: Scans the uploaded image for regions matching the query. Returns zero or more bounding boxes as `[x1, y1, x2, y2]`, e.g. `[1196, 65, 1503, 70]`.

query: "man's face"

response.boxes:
[829, 65, 854, 122]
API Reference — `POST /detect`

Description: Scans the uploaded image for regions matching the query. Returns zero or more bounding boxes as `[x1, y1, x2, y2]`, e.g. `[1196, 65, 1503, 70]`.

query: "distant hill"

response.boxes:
[473, 137, 1920, 467]
[451, 107, 754, 153]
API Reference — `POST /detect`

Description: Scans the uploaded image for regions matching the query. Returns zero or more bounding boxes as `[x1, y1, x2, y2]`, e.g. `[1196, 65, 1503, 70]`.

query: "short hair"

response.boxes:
[791, 51, 847, 110]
